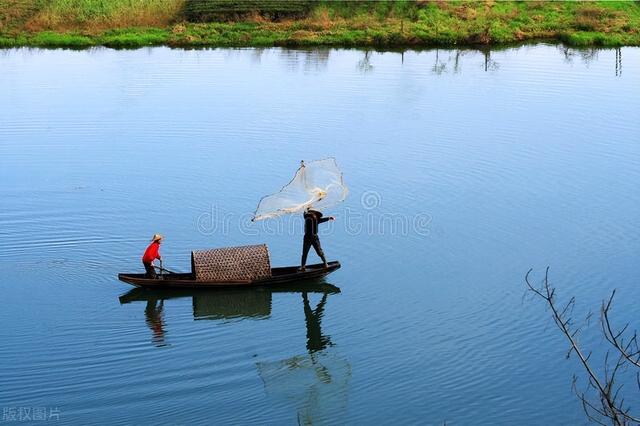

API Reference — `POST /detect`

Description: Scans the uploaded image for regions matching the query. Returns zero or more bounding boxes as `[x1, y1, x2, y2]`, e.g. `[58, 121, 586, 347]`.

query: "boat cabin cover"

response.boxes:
[190, 244, 272, 282]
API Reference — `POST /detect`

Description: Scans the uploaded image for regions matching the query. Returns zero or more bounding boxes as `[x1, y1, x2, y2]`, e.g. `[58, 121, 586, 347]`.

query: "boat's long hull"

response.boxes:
[118, 261, 340, 288]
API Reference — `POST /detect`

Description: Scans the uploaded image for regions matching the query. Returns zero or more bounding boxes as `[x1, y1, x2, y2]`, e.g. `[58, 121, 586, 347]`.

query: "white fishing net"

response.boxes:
[253, 158, 348, 221]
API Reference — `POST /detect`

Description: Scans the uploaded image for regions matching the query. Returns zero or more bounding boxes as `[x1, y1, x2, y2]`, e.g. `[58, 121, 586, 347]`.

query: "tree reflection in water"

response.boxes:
[353, 45, 627, 77]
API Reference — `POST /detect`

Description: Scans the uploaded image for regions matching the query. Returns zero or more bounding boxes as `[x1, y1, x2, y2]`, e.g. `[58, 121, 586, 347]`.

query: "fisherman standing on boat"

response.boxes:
[300, 208, 334, 271]
[142, 234, 163, 279]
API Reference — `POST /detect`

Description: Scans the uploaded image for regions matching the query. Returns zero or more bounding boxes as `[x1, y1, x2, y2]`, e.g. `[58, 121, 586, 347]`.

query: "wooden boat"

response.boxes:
[118, 262, 341, 288]
[118, 244, 341, 289]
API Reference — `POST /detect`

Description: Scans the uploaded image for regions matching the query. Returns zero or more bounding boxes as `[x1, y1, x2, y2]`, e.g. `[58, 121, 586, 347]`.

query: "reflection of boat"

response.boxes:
[119, 281, 341, 321]
[119, 276, 350, 415]
[118, 244, 341, 288]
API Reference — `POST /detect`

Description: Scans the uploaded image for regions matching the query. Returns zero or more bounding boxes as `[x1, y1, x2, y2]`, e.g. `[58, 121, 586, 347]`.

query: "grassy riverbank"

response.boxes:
[1, 1, 639, 49]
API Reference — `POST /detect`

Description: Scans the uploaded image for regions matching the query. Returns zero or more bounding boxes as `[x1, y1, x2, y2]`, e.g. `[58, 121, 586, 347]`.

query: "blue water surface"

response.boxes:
[1, 45, 639, 425]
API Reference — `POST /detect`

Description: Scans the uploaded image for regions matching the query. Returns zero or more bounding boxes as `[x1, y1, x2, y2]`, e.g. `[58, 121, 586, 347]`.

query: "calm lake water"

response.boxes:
[1, 45, 639, 425]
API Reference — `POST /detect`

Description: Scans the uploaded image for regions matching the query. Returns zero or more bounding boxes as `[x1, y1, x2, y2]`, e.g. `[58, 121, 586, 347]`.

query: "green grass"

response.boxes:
[1, 1, 639, 48]
[30, 31, 94, 47]
[100, 27, 169, 48]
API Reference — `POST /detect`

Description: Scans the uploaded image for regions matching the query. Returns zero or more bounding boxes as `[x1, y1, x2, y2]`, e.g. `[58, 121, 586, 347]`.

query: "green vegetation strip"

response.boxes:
[1, 1, 639, 48]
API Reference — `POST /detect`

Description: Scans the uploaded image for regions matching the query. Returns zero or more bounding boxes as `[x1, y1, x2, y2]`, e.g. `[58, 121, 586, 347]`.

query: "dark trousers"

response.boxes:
[143, 261, 157, 279]
[301, 236, 327, 267]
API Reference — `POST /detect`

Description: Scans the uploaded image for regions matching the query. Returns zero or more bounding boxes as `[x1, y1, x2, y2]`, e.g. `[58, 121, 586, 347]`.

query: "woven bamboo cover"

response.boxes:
[191, 244, 271, 282]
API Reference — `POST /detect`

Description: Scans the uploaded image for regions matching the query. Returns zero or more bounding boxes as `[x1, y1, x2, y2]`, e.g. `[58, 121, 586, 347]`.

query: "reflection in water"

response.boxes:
[251, 47, 266, 64]
[557, 45, 627, 76]
[220, 47, 332, 71]
[279, 48, 331, 72]
[193, 289, 272, 320]
[258, 290, 351, 425]
[351, 45, 629, 76]
[354, 47, 501, 75]
[258, 352, 351, 425]
[120, 281, 351, 423]
[119, 281, 341, 343]
[144, 298, 167, 347]
[357, 50, 373, 73]
[558, 45, 601, 66]
[432, 49, 446, 75]
[425, 47, 499, 74]
[579, 47, 599, 64]
[303, 292, 332, 353]
[481, 48, 499, 72]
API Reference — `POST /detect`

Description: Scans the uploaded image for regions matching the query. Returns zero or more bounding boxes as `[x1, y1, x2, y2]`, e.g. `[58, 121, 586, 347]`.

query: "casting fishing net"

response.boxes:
[253, 158, 348, 221]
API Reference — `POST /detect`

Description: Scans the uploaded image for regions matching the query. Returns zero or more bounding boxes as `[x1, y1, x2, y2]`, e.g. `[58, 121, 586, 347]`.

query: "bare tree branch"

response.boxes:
[602, 291, 640, 370]
[525, 268, 640, 425]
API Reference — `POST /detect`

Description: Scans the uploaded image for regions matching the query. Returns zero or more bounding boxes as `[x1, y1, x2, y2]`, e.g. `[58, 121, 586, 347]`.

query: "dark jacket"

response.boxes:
[304, 210, 330, 238]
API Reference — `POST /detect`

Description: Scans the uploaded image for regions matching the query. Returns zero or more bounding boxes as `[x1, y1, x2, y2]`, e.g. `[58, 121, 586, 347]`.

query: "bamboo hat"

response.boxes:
[151, 234, 163, 242]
